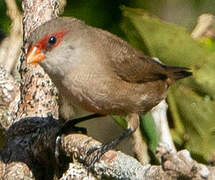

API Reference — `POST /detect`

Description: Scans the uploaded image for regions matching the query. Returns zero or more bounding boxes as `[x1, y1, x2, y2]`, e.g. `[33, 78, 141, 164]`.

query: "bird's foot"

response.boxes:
[84, 143, 111, 170]
[84, 128, 133, 170]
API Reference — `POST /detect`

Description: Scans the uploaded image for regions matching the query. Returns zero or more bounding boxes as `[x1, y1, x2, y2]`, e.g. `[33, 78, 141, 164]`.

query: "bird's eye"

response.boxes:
[48, 36, 57, 45]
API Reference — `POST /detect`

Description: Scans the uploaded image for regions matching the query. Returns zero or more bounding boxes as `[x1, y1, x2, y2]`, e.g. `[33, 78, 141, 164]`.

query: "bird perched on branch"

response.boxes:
[26, 17, 192, 167]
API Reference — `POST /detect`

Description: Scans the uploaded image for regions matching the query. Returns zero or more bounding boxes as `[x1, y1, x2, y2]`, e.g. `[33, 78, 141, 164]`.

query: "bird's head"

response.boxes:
[26, 17, 87, 75]
[26, 18, 75, 64]
[26, 28, 69, 64]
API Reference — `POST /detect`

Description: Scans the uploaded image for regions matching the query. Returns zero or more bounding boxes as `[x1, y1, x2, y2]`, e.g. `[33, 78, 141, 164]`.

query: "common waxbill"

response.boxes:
[26, 17, 192, 165]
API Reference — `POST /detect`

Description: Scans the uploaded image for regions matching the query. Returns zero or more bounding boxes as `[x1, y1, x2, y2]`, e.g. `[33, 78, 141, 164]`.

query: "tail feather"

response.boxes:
[165, 66, 192, 81]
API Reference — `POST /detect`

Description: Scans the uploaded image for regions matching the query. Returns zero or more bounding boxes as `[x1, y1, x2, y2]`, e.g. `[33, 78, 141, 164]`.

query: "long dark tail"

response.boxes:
[165, 66, 192, 81]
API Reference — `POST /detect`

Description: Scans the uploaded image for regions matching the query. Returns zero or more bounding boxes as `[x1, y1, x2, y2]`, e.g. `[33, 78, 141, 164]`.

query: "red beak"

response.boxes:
[26, 45, 45, 64]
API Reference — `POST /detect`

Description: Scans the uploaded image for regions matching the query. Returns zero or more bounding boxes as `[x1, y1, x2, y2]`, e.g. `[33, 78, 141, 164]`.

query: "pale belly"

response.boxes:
[58, 75, 168, 116]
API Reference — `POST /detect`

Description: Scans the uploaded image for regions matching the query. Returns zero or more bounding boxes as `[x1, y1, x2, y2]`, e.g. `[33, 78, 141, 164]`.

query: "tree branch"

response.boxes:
[151, 100, 176, 153]
[60, 133, 214, 180]
[15, 0, 60, 121]
[191, 14, 215, 39]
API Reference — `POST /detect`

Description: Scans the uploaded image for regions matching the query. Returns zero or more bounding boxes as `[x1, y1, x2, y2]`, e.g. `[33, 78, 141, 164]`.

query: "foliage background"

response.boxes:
[1, 0, 215, 163]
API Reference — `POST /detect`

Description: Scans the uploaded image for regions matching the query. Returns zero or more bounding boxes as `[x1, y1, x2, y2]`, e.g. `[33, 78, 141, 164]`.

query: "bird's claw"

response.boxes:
[83, 128, 133, 171]
[84, 143, 110, 170]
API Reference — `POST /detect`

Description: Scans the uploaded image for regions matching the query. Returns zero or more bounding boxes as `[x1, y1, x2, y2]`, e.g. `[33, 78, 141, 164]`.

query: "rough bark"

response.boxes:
[16, 0, 60, 121]
[0, 0, 61, 179]
[0, 66, 19, 130]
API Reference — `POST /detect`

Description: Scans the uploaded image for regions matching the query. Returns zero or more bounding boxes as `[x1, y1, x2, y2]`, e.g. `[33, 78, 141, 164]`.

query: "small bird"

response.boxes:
[26, 17, 191, 166]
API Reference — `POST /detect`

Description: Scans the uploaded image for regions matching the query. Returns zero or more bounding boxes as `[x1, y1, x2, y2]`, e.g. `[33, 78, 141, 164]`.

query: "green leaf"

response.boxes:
[0, 1, 10, 33]
[120, 6, 215, 162]
[170, 84, 215, 161]
[120, 6, 208, 66]
[193, 52, 215, 100]
[112, 115, 127, 129]
[198, 37, 215, 52]
[140, 113, 159, 153]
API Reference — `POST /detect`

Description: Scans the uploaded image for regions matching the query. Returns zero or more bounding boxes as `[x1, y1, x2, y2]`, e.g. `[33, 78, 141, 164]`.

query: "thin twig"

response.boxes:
[0, 0, 22, 73]
[191, 14, 215, 39]
[151, 100, 176, 152]
[61, 133, 214, 180]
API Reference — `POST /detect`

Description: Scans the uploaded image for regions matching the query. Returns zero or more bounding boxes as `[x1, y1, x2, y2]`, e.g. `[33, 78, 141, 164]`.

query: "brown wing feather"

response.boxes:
[112, 52, 169, 83]
[111, 49, 192, 83]
[96, 29, 168, 82]
[91, 26, 191, 83]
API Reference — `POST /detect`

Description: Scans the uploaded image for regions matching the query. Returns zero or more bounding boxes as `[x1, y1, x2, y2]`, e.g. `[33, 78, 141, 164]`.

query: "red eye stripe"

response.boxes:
[36, 29, 69, 50]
